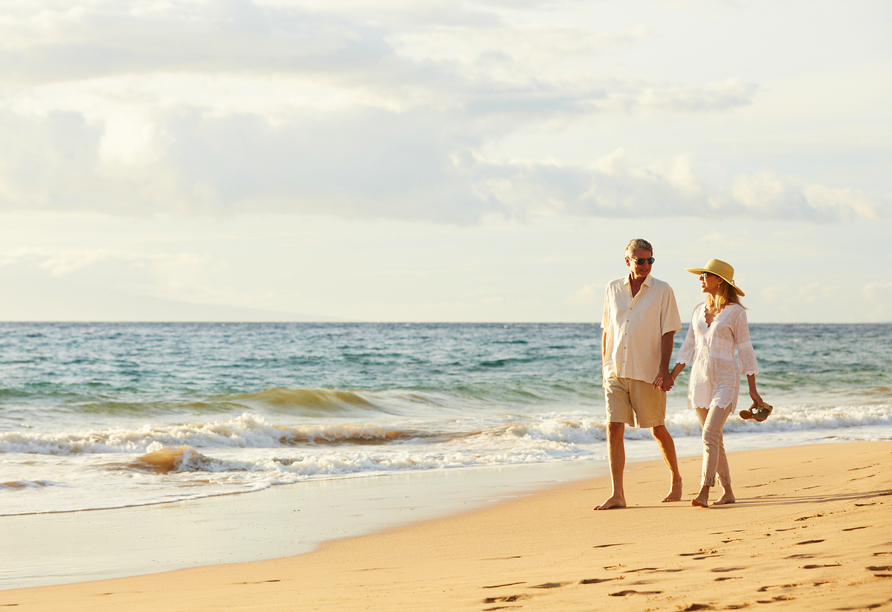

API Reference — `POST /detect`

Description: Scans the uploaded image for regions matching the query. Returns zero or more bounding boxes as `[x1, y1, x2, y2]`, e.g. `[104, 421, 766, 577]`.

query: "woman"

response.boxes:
[667, 259, 765, 508]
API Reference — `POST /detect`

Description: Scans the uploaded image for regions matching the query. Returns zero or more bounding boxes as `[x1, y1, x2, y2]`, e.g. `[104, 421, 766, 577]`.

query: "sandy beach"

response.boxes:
[3, 441, 890, 611]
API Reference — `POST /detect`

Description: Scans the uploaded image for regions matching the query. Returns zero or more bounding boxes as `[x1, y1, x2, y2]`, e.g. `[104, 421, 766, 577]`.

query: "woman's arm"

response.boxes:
[747, 373, 764, 407]
[670, 362, 686, 381]
[654, 361, 687, 391]
[733, 308, 759, 376]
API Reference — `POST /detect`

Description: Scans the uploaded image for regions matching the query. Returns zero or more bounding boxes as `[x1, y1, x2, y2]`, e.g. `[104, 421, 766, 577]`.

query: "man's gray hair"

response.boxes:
[625, 239, 653, 258]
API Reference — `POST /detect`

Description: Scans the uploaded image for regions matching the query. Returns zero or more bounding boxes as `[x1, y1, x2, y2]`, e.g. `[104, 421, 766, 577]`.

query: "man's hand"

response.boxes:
[652, 369, 674, 392]
[658, 331, 676, 393]
[654, 367, 674, 392]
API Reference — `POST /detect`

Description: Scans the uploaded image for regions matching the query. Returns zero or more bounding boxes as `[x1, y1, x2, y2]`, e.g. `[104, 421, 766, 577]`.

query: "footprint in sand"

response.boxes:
[482, 593, 530, 605]
[680, 550, 719, 559]
[757, 584, 799, 592]
[757, 595, 794, 603]
[482, 582, 525, 589]
[482, 580, 570, 605]
[608, 589, 663, 597]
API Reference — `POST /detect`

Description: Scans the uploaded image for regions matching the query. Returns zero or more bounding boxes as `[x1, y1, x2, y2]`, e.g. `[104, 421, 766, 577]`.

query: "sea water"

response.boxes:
[2, 322, 890, 518]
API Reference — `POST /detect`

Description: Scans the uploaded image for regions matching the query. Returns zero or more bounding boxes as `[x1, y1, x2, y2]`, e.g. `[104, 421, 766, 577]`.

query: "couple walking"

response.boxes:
[595, 238, 766, 510]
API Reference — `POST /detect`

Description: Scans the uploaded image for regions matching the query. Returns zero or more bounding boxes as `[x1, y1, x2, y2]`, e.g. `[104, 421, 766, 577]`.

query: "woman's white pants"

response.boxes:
[697, 406, 732, 488]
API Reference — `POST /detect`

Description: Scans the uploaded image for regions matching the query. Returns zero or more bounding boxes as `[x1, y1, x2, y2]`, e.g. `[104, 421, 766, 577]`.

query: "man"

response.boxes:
[595, 239, 683, 510]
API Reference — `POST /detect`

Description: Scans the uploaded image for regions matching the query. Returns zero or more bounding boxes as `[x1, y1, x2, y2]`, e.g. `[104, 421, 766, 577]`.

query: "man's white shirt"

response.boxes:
[601, 274, 682, 384]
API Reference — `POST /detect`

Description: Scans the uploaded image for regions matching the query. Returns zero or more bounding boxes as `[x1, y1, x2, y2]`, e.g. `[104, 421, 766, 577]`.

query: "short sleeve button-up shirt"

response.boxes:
[601, 274, 682, 383]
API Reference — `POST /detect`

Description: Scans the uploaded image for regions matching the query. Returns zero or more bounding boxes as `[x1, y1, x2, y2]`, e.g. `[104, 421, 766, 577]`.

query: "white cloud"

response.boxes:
[1, 100, 887, 224]
[802, 185, 883, 221]
[4, 0, 884, 226]
[567, 283, 600, 309]
[37, 248, 114, 277]
[0, 0, 889, 323]
[0, 246, 223, 302]
[862, 282, 892, 320]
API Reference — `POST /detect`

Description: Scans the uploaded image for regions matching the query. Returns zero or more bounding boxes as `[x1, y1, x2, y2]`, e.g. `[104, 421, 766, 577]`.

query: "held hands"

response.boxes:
[652, 368, 675, 392]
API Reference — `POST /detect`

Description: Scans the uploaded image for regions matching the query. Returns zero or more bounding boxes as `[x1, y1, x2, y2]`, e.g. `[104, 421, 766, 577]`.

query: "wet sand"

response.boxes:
[0, 460, 599, 590]
[2, 441, 890, 611]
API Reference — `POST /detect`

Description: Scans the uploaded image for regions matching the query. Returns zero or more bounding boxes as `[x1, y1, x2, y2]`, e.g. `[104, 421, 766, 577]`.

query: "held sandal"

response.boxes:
[739, 403, 773, 422]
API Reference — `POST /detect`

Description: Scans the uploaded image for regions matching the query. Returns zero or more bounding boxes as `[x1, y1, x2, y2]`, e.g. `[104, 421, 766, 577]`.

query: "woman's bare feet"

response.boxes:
[691, 485, 710, 508]
[713, 491, 736, 505]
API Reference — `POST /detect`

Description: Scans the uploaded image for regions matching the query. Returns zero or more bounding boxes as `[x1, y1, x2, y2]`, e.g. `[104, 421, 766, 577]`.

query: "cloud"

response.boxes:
[0, 1, 365, 84]
[0, 0, 753, 117]
[801, 185, 884, 221]
[0, 246, 223, 301]
[470, 152, 890, 221]
[567, 282, 601, 309]
[862, 281, 892, 320]
[0, 102, 887, 224]
[0, 0, 884, 225]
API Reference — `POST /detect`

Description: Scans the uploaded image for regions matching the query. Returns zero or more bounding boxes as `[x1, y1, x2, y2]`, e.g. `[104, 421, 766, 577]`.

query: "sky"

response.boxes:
[0, 0, 889, 323]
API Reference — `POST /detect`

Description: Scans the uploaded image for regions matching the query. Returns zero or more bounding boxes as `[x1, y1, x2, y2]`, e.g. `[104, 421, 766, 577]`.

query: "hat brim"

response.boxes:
[684, 268, 745, 296]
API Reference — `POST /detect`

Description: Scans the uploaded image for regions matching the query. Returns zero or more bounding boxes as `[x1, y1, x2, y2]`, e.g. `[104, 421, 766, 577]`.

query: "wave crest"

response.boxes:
[0, 414, 434, 455]
[1, 480, 54, 490]
[132, 445, 220, 474]
[222, 388, 377, 413]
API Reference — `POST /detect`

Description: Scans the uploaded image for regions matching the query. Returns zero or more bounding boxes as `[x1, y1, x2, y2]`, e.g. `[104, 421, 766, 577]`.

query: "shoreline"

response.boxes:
[2, 441, 891, 611]
[1, 459, 601, 590]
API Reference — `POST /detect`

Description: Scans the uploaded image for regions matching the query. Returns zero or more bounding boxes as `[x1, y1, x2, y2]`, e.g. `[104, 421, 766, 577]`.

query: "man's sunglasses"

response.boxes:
[629, 257, 655, 265]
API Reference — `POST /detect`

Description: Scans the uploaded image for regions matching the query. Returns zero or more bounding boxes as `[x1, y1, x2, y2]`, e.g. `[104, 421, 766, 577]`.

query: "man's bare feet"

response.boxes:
[662, 478, 683, 503]
[713, 493, 736, 505]
[594, 495, 627, 510]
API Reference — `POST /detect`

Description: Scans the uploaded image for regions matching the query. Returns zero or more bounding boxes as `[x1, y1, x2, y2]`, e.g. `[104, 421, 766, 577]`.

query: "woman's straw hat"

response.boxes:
[684, 258, 745, 296]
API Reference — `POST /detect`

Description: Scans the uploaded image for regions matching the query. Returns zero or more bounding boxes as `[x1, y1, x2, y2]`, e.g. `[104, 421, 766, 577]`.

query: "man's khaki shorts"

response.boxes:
[604, 376, 666, 429]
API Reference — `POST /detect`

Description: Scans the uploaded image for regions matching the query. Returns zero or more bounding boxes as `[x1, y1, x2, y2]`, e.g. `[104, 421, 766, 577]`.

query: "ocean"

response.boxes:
[2, 322, 890, 518]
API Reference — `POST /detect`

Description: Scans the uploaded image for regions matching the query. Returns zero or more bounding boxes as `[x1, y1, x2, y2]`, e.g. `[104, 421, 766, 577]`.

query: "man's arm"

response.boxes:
[653, 331, 676, 391]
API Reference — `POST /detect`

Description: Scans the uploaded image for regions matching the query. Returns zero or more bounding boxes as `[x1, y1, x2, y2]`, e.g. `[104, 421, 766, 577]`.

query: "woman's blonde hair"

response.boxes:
[708, 276, 746, 310]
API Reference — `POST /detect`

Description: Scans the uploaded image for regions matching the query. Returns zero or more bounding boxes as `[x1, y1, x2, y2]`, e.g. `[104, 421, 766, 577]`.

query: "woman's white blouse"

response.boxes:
[677, 303, 759, 411]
